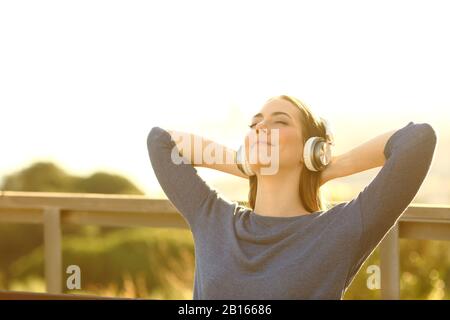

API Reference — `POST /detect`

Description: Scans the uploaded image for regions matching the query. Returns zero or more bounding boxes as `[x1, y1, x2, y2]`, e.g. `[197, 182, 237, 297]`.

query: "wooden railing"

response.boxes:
[1, 191, 449, 299]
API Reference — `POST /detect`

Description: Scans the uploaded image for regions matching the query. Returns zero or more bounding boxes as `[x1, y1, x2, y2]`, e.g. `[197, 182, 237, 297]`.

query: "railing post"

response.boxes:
[43, 206, 62, 294]
[379, 223, 400, 299]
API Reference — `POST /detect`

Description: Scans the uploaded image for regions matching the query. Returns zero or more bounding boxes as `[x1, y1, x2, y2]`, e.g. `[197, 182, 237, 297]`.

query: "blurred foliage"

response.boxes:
[1, 161, 449, 299]
[8, 227, 195, 299]
[0, 161, 144, 287]
[2, 161, 143, 194]
[344, 239, 450, 299]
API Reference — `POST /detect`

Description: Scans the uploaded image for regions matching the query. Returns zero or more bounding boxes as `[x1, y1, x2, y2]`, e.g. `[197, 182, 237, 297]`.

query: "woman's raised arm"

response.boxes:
[167, 129, 248, 179]
[322, 122, 437, 288]
[319, 128, 398, 185]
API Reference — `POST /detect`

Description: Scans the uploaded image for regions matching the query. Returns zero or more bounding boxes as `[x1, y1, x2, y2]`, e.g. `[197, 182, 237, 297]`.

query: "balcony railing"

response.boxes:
[1, 191, 449, 299]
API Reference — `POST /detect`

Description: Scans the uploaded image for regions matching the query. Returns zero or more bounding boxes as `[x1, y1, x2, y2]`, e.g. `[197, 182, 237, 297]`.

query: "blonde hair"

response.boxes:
[245, 95, 329, 213]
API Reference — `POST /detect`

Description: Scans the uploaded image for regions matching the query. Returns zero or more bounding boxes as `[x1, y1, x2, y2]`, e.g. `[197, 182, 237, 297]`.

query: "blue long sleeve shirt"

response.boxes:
[146, 121, 437, 299]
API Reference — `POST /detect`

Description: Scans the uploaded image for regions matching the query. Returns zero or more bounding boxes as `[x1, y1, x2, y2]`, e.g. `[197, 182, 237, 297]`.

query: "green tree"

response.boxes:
[0, 161, 145, 289]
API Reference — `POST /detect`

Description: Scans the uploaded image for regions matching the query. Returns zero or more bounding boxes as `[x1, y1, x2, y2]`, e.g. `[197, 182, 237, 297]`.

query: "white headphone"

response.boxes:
[236, 117, 335, 176]
[303, 117, 335, 172]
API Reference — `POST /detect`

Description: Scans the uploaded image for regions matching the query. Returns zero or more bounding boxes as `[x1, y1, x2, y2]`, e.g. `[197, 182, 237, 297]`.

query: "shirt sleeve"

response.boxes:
[343, 121, 437, 284]
[146, 126, 219, 229]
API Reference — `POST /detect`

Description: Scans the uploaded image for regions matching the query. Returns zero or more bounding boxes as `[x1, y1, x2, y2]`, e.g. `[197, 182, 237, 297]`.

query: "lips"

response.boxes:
[251, 140, 272, 148]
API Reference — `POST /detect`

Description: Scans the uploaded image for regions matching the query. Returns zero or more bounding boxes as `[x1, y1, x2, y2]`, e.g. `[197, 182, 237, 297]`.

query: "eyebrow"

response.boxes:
[251, 111, 293, 120]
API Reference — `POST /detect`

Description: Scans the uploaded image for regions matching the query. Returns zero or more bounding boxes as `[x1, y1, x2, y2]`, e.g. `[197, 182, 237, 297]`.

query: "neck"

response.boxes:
[253, 166, 310, 217]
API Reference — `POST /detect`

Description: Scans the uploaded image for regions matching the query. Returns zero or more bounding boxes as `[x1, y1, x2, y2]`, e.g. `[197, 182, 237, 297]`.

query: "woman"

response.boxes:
[146, 95, 437, 299]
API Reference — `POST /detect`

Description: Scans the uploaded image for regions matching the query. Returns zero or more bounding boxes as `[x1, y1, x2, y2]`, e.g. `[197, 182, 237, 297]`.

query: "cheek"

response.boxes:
[243, 129, 303, 165]
[278, 130, 303, 162]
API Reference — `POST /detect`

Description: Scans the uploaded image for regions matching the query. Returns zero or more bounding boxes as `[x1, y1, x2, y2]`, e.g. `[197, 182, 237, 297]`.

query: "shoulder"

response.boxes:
[197, 190, 239, 222]
[323, 200, 363, 234]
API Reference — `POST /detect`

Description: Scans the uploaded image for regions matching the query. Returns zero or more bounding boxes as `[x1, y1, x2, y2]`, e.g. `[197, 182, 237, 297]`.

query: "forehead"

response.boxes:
[253, 98, 300, 120]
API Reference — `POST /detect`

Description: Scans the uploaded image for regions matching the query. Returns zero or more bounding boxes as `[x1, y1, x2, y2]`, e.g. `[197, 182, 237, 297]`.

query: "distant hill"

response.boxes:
[1, 161, 144, 195]
[0, 161, 145, 289]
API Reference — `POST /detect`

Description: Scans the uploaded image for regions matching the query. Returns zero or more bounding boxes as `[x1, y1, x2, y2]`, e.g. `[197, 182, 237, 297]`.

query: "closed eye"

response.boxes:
[248, 121, 287, 128]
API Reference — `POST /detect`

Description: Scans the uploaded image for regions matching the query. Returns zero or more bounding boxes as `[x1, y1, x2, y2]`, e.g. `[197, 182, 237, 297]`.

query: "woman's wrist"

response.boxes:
[320, 129, 393, 185]
[319, 155, 338, 185]
[329, 128, 397, 181]
[319, 153, 352, 185]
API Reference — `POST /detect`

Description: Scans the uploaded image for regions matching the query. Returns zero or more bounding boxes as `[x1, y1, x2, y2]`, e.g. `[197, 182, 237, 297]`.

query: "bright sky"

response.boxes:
[1, 1, 449, 201]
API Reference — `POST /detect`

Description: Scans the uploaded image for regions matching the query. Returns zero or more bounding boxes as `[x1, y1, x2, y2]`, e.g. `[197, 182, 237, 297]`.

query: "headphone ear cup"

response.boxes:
[303, 137, 319, 171]
[304, 137, 330, 172]
[314, 140, 328, 171]
[319, 142, 332, 167]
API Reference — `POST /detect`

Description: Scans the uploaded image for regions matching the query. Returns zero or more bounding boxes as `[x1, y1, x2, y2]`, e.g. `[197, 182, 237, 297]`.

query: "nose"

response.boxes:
[251, 121, 272, 146]
[254, 120, 268, 134]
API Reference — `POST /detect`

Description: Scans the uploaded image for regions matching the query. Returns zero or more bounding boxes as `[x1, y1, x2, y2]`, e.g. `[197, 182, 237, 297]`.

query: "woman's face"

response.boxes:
[245, 98, 304, 175]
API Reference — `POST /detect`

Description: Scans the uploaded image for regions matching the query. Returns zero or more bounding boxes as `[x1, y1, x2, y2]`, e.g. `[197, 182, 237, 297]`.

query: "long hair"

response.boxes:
[246, 95, 329, 213]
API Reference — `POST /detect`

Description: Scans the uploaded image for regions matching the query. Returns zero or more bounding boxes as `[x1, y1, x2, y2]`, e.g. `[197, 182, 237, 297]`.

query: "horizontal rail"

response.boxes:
[1, 191, 449, 299]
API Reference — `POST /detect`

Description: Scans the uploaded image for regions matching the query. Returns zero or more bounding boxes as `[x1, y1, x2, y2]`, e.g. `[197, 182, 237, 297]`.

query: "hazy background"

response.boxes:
[0, 0, 449, 299]
[1, 0, 449, 204]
